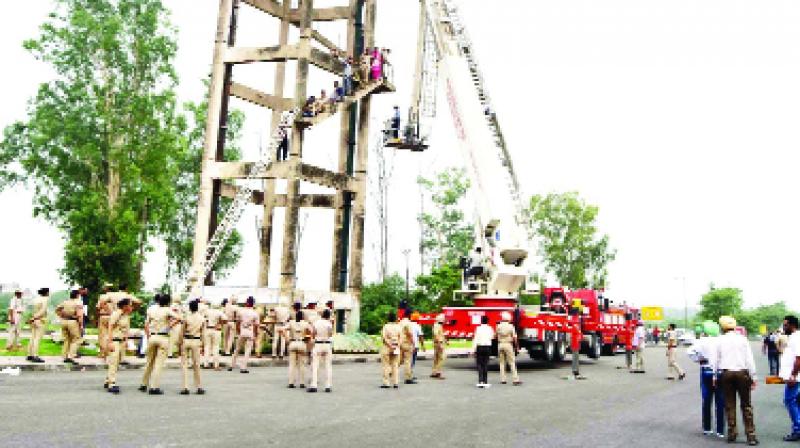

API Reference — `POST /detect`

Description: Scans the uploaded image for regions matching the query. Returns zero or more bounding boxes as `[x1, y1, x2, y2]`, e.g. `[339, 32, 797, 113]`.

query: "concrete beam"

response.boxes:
[299, 162, 356, 191]
[220, 183, 335, 208]
[311, 30, 345, 56]
[207, 160, 291, 179]
[288, 6, 350, 22]
[242, 0, 283, 18]
[309, 47, 344, 75]
[224, 44, 304, 64]
[230, 82, 294, 111]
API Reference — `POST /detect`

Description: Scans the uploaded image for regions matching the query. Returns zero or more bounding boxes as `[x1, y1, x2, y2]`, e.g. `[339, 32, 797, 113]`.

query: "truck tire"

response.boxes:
[554, 339, 567, 361]
[588, 334, 601, 359]
[602, 336, 618, 356]
[544, 339, 556, 363]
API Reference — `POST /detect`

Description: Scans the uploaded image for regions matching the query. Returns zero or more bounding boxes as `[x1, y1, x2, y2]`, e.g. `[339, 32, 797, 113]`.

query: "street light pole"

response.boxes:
[402, 249, 411, 301]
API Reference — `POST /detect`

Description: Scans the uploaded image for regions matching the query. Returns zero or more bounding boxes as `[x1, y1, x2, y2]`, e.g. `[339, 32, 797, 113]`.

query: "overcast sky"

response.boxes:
[1, 0, 799, 311]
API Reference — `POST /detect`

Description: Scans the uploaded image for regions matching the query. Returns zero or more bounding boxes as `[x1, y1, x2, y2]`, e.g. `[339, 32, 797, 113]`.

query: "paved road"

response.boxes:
[0, 343, 786, 448]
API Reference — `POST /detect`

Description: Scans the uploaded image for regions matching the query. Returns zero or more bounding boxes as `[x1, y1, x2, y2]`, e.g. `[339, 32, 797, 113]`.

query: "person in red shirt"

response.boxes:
[652, 326, 661, 345]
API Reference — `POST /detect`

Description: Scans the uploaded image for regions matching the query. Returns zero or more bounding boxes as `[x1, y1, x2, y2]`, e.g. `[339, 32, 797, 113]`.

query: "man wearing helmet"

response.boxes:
[497, 312, 522, 386]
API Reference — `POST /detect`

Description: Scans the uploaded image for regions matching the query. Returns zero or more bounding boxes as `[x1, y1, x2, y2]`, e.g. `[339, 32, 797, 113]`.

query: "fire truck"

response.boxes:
[391, 1, 639, 375]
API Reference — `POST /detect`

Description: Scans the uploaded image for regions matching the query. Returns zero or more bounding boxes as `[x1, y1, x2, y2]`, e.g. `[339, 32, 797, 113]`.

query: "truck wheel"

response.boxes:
[601, 343, 613, 356]
[589, 334, 601, 359]
[544, 339, 556, 363]
[554, 340, 567, 361]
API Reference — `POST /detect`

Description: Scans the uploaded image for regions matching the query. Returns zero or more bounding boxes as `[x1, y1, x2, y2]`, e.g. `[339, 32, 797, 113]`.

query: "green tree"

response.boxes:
[527, 192, 616, 289]
[698, 287, 743, 322]
[360, 274, 406, 335]
[164, 95, 244, 284]
[0, 0, 185, 303]
[737, 301, 794, 335]
[414, 264, 463, 308]
[417, 168, 473, 269]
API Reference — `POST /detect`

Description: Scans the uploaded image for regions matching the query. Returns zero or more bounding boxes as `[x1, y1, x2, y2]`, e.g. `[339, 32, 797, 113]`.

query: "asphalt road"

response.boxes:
[0, 342, 787, 448]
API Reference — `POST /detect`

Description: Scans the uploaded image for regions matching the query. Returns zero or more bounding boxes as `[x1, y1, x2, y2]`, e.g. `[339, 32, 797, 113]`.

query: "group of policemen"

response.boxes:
[9, 284, 339, 395]
[378, 310, 448, 388]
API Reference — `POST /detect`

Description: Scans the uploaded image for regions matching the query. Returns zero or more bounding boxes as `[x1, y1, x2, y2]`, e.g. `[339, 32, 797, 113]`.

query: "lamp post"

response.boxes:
[402, 249, 411, 301]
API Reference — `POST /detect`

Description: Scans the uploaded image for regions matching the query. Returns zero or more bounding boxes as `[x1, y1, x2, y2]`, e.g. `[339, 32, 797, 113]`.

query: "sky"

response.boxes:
[1, 0, 799, 312]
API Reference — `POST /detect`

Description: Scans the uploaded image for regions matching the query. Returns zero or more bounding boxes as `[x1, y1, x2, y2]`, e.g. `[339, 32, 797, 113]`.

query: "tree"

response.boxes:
[737, 301, 794, 335]
[0, 0, 185, 302]
[163, 95, 244, 285]
[698, 287, 743, 322]
[527, 192, 616, 289]
[359, 274, 406, 335]
[417, 168, 473, 269]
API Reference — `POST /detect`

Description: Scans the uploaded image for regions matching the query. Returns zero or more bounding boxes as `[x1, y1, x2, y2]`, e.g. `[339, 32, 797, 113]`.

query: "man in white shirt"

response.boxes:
[472, 315, 494, 388]
[714, 316, 758, 446]
[687, 322, 724, 438]
[411, 318, 425, 371]
[630, 323, 646, 373]
[780, 315, 800, 441]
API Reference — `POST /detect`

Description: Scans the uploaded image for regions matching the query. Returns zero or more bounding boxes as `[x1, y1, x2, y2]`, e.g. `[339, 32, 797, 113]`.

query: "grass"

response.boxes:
[0, 338, 99, 357]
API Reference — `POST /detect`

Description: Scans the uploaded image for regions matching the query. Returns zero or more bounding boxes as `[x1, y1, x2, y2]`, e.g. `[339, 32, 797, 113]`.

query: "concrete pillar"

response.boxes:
[189, 0, 234, 292]
[330, 0, 358, 292]
[258, 0, 292, 289]
[279, 0, 314, 296]
[346, 0, 375, 332]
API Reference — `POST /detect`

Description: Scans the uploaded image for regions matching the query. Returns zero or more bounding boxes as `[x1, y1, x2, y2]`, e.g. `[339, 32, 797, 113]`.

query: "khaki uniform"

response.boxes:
[56, 297, 83, 359]
[141, 306, 179, 389]
[304, 308, 321, 357]
[496, 321, 520, 383]
[168, 303, 184, 357]
[27, 294, 49, 358]
[254, 306, 266, 356]
[287, 320, 311, 386]
[311, 319, 334, 389]
[666, 330, 685, 378]
[232, 307, 259, 370]
[223, 302, 238, 355]
[105, 309, 131, 387]
[96, 293, 114, 356]
[432, 322, 446, 376]
[381, 322, 402, 386]
[6, 295, 25, 350]
[203, 308, 225, 369]
[398, 318, 415, 381]
[273, 306, 290, 358]
[181, 312, 205, 390]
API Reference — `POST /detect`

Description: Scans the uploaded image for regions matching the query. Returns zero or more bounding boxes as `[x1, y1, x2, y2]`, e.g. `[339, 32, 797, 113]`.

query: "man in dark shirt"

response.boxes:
[764, 331, 780, 376]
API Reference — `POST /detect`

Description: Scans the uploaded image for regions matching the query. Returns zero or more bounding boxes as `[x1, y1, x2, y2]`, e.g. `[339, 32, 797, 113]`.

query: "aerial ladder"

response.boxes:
[391, 0, 533, 299]
[394, 1, 586, 377]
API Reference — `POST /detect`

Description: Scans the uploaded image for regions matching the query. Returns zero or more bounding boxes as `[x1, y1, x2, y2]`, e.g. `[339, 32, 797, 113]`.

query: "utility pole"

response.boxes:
[403, 248, 411, 300]
[682, 276, 687, 330]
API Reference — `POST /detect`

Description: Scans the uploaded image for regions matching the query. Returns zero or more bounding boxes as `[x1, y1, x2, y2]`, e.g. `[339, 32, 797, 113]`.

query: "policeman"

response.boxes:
[497, 312, 522, 385]
[272, 304, 290, 359]
[325, 300, 337, 334]
[5, 289, 25, 351]
[96, 284, 114, 358]
[180, 300, 205, 395]
[254, 305, 266, 358]
[55, 289, 84, 364]
[140, 293, 180, 395]
[26, 287, 49, 363]
[231, 297, 259, 373]
[666, 323, 686, 380]
[168, 298, 184, 358]
[286, 310, 312, 388]
[431, 314, 447, 379]
[202, 303, 226, 370]
[380, 312, 402, 388]
[309, 309, 334, 393]
[398, 311, 417, 384]
[105, 298, 139, 394]
[303, 301, 321, 364]
[223, 297, 238, 356]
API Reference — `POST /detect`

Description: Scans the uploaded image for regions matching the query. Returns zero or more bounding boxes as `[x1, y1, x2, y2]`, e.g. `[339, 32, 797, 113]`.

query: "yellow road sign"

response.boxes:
[641, 306, 664, 322]
[759, 324, 768, 335]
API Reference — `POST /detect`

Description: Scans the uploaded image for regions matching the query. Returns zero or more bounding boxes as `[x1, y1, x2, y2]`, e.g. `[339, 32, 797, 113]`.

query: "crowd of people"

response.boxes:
[7, 287, 799, 445]
[301, 47, 392, 119]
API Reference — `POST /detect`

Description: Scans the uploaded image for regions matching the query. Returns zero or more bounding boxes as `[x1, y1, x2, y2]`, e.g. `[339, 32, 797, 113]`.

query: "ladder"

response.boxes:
[187, 109, 298, 292]
[438, 0, 530, 235]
